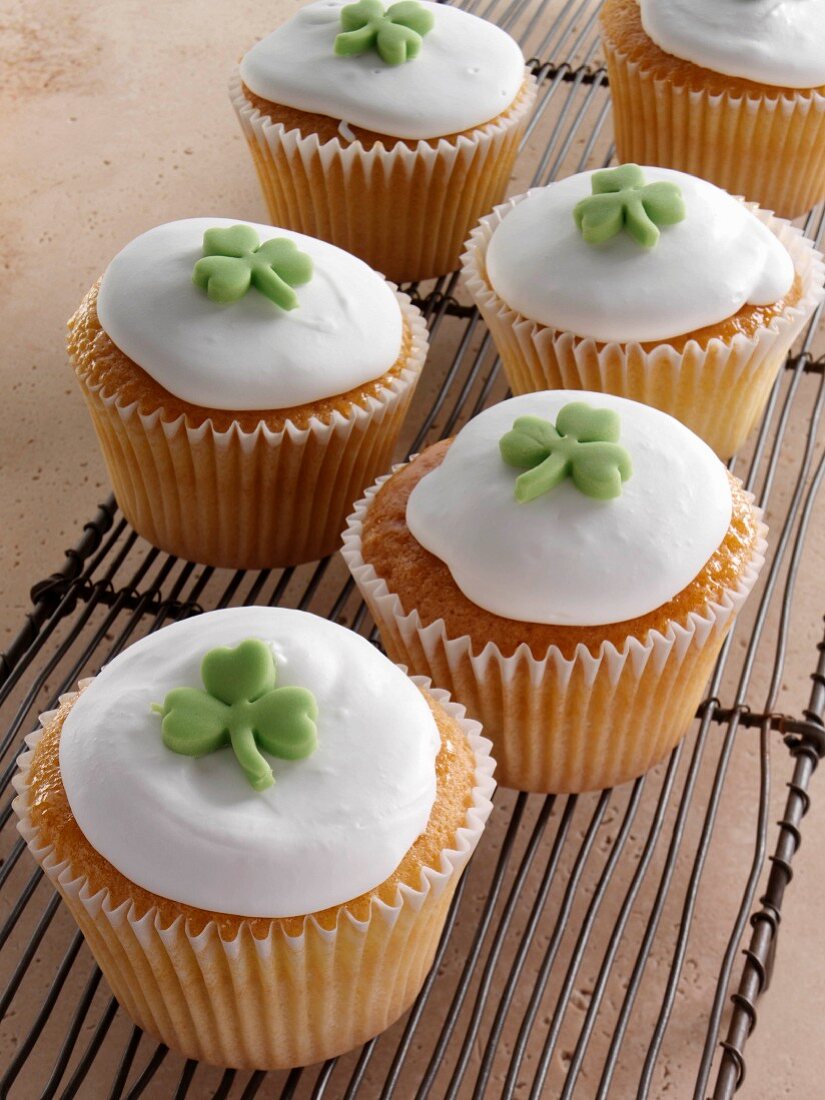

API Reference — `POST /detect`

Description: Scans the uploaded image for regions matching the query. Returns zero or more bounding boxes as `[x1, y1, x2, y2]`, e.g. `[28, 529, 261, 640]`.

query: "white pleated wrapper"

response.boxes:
[601, 20, 825, 220]
[74, 290, 428, 570]
[12, 680, 494, 1070]
[462, 197, 824, 458]
[343, 468, 768, 792]
[230, 69, 537, 283]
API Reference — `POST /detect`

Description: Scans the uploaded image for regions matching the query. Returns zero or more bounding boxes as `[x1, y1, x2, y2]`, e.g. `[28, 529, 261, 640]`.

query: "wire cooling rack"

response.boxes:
[2, 1, 825, 1097]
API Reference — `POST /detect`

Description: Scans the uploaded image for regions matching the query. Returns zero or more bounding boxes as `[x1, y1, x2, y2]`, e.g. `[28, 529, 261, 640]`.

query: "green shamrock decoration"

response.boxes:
[192, 225, 313, 310]
[334, 0, 434, 66]
[572, 164, 686, 249]
[152, 638, 318, 791]
[499, 402, 633, 503]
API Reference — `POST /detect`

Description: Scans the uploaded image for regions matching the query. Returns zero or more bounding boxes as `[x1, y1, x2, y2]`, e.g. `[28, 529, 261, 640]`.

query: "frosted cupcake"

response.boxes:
[462, 164, 823, 457]
[68, 218, 427, 568]
[343, 391, 767, 793]
[231, 0, 536, 283]
[600, 0, 825, 218]
[13, 607, 494, 1069]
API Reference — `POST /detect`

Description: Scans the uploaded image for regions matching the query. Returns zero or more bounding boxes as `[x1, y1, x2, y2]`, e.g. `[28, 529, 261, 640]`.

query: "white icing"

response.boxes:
[58, 607, 440, 918]
[338, 119, 357, 142]
[239, 0, 525, 141]
[484, 167, 795, 343]
[96, 218, 403, 411]
[406, 391, 733, 626]
[640, 0, 825, 90]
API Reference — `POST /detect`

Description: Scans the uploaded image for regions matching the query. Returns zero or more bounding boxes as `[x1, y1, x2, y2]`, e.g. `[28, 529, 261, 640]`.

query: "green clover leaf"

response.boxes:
[192, 225, 313, 310]
[334, 0, 434, 66]
[152, 638, 318, 791]
[499, 402, 633, 502]
[573, 164, 686, 249]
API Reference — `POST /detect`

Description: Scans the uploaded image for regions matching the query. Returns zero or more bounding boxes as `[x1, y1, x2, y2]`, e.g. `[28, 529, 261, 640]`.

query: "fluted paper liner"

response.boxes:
[601, 27, 825, 219]
[12, 681, 494, 1070]
[462, 197, 824, 458]
[74, 291, 427, 570]
[343, 471, 768, 793]
[230, 69, 537, 283]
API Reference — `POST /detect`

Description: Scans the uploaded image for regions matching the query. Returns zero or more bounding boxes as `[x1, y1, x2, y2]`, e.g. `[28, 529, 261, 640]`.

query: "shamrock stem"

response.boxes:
[515, 452, 569, 503]
[252, 263, 299, 311]
[623, 193, 660, 249]
[230, 726, 274, 791]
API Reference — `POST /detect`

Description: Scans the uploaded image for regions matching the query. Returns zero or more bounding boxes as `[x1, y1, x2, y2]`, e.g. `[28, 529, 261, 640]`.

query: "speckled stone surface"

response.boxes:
[1, 1, 824, 1096]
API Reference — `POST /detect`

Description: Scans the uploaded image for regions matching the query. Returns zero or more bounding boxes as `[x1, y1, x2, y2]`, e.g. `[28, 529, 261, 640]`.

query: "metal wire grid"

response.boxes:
[2, 1, 825, 1097]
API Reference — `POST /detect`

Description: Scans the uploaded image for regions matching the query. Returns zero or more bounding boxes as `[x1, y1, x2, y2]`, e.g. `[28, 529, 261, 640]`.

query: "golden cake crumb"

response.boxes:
[360, 438, 761, 661]
[600, 0, 825, 100]
[67, 279, 414, 433]
[240, 76, 535, 151]
[27, 688, 478, 938]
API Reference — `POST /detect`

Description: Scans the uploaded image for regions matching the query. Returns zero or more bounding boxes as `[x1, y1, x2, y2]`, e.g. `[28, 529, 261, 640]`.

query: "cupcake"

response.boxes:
[462, 164, 824, 458]
[69, 217, 427, 569]
[343, 391, 767, 793]
[12, 607, 494, 1069]
[231, 0, 536, 283]
[600, 0, 825, 218]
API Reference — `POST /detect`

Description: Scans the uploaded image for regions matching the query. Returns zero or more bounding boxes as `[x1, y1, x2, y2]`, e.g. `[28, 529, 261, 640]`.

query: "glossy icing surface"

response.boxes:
[58, 608, 440, 917]
[240, 0, 525, 140]
[640, 0, 825, 89]
[484, 167, 795, 343]
[406, 391, 732, 626]
[96, 218, 403, 411]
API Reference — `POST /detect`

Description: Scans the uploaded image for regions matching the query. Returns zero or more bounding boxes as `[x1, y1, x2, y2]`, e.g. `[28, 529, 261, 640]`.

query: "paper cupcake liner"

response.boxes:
[342, 470, 768, 793]
[601, 29, 825, 219]
[230, 69, 537, 283]
[462, 197, 824, 458]
[73, 291, 427, 570]
[12, 681, 494, 1070]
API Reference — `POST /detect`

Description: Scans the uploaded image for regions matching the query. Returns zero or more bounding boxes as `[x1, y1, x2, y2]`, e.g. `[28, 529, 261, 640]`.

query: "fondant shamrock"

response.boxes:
[499, 402, 633, 502]
[192, 225, 313, 310]
[153, 638, 318, 791]
[334, 0, 434, 66]
[573, 164, 685, 249]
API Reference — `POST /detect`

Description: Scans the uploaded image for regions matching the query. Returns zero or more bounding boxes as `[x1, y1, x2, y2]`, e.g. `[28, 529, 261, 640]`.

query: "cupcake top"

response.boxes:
[483, 165, 794, 344]
[239, 0, 525, 141]
[58, 607, 441, 918]
[406, 391, 732, 626]
[96, 218, 403, 411]
[639, 0, 825, 90]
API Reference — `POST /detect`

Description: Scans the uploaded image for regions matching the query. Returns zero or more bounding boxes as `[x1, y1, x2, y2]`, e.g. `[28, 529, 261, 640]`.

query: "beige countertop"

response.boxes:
[1, 1, 824, 1096]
